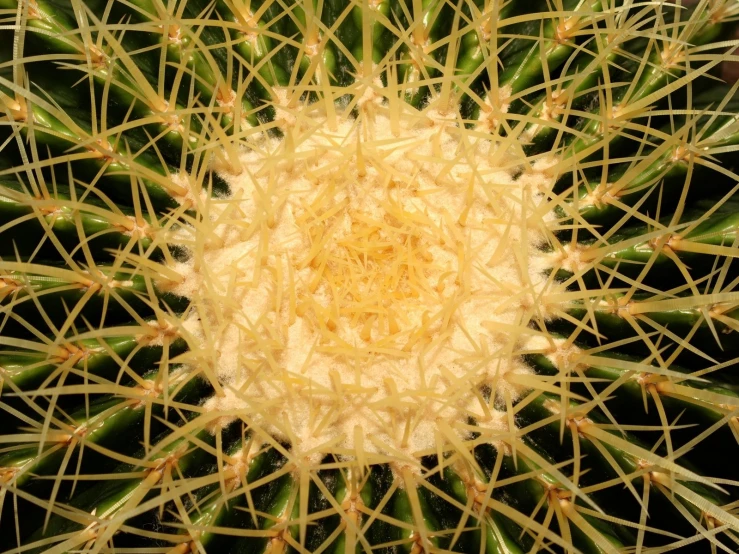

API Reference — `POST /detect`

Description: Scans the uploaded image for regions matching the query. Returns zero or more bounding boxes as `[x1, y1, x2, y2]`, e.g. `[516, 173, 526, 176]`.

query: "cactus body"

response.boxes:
[1, 1, 739, 553]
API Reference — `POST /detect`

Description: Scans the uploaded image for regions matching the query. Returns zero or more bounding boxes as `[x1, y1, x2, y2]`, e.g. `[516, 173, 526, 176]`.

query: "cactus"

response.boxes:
[1, 0, 739, 552]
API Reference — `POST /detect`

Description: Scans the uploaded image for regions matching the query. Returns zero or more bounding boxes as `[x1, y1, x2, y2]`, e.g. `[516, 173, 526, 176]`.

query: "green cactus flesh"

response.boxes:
[1, 0, 739, 552]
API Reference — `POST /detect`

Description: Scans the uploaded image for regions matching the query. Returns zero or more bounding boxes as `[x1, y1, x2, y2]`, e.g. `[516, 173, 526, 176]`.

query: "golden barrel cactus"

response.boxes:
[0, 0, 738, 552]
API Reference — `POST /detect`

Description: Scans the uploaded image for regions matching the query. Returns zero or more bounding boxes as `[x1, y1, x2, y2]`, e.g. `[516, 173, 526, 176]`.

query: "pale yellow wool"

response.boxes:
[169, 86, 558, 460]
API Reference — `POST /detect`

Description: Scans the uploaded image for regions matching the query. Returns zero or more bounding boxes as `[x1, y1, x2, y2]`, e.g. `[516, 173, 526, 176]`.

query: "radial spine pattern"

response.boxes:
[0, 0, 739, 553]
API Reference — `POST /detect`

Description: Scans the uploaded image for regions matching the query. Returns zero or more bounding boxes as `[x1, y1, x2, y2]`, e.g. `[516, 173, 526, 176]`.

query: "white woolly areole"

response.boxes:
[168, 90, 559, 462]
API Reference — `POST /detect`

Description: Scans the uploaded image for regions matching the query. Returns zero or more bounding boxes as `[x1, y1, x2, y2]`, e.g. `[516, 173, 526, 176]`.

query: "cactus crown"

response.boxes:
[0, 0, 739, 552]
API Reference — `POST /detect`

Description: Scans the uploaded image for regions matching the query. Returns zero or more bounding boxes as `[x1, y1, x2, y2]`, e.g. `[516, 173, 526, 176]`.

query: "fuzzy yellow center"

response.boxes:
[171, 84, 557, 459]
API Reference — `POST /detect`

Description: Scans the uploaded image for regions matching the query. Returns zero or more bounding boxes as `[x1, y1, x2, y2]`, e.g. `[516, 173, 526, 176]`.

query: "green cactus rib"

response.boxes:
[0, 179, 157, 258]
[1, 0, 739, 553]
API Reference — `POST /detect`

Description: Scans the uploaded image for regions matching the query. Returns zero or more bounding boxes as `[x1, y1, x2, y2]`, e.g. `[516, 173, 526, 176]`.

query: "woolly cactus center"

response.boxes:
[174, 90, 557, 457]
